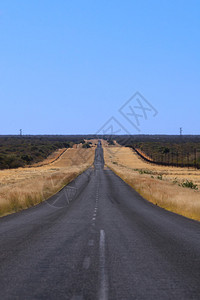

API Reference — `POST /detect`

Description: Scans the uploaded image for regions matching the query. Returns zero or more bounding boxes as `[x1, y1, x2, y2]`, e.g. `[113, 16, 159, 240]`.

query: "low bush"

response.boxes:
[181, 180, 198, 190]
[82, 143, 91, 148]
[139, 169, 153, 175]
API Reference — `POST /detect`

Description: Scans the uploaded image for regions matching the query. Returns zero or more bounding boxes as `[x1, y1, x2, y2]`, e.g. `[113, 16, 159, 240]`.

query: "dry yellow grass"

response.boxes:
[0, 147, 95, 216]
[103, 145, 200, 221]
[29, 148, 67, 167]
[104, 145, 200, 186]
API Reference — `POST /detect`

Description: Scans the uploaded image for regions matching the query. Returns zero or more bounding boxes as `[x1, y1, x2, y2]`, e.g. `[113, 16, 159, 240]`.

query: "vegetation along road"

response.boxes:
[0, 142, 200, 299]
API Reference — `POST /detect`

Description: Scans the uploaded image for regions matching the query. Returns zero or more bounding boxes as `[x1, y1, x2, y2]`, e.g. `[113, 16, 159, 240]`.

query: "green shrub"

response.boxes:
[139, 169, 153, 175]
[181, 180, 198, 190]
[21, 154, 33, 163]
[82, 143, 91, 148]
[108, 139, 115, 145]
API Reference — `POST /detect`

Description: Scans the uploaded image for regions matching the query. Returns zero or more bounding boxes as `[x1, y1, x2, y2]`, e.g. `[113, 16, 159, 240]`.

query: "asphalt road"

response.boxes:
[0, 142, 200, 299]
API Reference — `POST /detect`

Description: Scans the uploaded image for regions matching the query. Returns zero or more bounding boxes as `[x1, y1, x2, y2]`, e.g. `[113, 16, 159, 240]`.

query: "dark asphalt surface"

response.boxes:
[0, 141, 200, 299]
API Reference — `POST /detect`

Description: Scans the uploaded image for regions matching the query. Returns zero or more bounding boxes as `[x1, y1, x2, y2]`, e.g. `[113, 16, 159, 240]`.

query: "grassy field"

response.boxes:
[103, 144, 200, 221]
[0, 147, 95, 217]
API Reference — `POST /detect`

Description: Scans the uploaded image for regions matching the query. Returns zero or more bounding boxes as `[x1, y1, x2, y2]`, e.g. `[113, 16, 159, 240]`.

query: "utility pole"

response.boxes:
[20, 129, 22, 136]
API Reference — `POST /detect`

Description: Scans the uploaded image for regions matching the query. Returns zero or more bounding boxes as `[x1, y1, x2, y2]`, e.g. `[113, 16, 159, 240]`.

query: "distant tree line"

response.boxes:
[0, 135, 91, 170]
[106, 135, 200, 169]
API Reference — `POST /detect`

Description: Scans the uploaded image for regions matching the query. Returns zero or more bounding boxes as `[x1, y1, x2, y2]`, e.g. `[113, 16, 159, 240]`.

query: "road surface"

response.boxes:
[0, 142, 200, 299]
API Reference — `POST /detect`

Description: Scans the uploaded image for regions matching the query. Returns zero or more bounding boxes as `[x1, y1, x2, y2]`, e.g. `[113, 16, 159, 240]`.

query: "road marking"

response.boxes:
[88, 239, 94, 246]
[99, 230, 108, 300]
[83, 256, 91, 270]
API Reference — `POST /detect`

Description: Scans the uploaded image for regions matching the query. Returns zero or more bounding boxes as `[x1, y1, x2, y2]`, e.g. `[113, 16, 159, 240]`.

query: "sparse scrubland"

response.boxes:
[0, 135, 88, 169]
[0, 135, 98, 170]
[103, 144, 200, 221]
[0, 147, 94, 216]
[115, 135, 200, 168]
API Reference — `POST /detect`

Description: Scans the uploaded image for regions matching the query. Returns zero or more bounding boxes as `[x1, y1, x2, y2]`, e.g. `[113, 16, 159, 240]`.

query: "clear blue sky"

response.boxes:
[0, 0, 199, 135]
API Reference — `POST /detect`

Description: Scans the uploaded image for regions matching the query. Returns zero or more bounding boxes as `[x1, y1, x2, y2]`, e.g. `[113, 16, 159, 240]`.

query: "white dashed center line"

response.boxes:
[88, 239, 94, 246]
[82, 256, 91, 270]
[99, 230, 108, 300]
